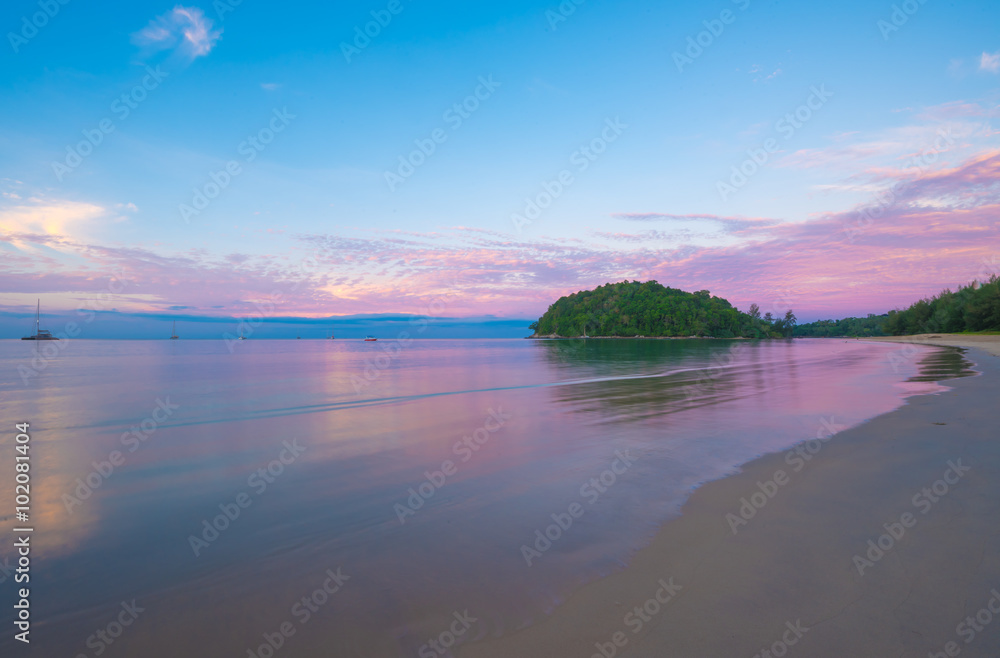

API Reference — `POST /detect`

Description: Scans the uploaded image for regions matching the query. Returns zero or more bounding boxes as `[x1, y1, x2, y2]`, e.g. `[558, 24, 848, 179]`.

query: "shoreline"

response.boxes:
[526, 334, 757, 340]
[865, 332, 1000, 356]
[459, 340, 1000, 657]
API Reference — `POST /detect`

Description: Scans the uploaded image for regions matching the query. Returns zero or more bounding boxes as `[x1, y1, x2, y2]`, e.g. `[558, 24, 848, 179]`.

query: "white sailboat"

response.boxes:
[21, 300, 58, 341]
[170, 321, 179, 340]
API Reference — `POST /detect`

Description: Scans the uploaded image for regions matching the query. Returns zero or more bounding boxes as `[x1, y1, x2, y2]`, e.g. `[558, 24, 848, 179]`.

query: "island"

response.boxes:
[527, 280, 796, 339]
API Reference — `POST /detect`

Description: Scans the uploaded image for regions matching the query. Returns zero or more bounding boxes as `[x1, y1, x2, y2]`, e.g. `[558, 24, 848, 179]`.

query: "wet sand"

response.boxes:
[458, 343, 1000, 658]
[868, 333, 1000, 356]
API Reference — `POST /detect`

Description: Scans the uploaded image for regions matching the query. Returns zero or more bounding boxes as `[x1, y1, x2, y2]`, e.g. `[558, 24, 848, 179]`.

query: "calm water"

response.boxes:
[0, 338, 970, 656]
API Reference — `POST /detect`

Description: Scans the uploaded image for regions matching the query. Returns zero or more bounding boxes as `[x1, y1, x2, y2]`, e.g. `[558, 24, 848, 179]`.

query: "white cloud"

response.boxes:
[132, 6, 221, 61]
[748, 63, 782, 83]
[0, 196, 107, 237]
[980, 51, 1000, 73]
[260, 82, 282, 91]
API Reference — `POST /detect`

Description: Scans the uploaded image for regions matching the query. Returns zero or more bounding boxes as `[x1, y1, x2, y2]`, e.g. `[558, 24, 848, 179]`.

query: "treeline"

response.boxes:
[794, 314, 888, 338]
[794, 276, 1000, 337]
[529, 280, 796, 338]
[883, 275, 1000, 335]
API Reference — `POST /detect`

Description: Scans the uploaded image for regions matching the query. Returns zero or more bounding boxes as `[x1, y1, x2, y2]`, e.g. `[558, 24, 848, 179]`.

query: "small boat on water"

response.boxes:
[21, 300, 58, 341]
[170, 321, 179, 340]
[329, 327, 335, 340]
[364, 335, 377, 342]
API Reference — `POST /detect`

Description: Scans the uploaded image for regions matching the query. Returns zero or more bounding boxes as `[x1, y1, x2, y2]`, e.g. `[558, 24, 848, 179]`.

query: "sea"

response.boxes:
[0, 337, 975, 656]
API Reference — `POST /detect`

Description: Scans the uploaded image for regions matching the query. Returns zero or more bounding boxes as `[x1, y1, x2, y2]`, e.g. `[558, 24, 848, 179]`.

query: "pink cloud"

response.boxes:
[132, 6, 221, 61]
[3, 150, 999, 322]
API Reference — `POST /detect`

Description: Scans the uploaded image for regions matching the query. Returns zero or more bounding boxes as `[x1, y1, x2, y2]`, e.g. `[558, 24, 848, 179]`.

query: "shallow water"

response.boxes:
[0, 338, 967, 656]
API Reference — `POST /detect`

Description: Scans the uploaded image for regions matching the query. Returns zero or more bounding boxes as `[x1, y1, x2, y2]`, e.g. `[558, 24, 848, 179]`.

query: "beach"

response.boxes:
[868, 333, 1000, 357]
[458, 338, 1000, 658]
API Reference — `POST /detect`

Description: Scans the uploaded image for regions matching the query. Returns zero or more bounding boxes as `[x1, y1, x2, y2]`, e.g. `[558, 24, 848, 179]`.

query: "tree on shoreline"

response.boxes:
[794, 275, 1000, 337]
[529, 281, 791, 339]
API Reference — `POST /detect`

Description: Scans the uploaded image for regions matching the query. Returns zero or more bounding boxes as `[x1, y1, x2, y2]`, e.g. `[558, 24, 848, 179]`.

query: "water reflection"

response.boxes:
[0, 338, 971, 657]
[907, 346, 977, 382]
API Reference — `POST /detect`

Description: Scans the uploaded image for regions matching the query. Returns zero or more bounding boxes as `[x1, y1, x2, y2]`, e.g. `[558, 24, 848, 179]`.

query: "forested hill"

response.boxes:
[529, 281, 795, 338]
[794, 275, 1000, 337]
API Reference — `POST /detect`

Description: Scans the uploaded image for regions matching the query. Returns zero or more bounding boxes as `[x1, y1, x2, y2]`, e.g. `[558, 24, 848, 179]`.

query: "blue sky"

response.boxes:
[2, 0, 999, 335]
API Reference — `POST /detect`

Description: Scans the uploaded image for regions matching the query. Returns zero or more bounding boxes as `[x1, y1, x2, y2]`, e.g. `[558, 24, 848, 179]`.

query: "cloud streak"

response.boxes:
[132, 6, 221, 61]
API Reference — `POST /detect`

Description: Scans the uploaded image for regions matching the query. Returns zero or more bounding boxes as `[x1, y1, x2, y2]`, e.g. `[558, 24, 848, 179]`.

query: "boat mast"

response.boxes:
[36, 299, 40, 335]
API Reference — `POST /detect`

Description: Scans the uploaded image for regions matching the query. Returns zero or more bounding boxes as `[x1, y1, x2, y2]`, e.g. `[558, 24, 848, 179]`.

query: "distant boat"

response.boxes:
[170, 321, 179, 340]
[364, 335, 377, 342]
[21, 300, 58, 341]
[329, 327, 335, 340]
[239, 329, 247, 340]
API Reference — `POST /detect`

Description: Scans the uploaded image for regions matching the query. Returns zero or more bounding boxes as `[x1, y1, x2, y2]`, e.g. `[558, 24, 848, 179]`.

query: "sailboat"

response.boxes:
[21, 300, 58, 341]
[239, 328, 247, 340]
[170, 321, 179, 340]
[364, 335, 377, 342]
[328, 327, 335, 340]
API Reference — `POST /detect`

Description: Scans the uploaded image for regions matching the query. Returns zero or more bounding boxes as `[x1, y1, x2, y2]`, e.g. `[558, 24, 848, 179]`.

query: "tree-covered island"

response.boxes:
[528, 280, 796, 339]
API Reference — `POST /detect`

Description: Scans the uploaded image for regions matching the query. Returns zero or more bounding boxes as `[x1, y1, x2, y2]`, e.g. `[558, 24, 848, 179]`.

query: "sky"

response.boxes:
[1, 0, 999, 337]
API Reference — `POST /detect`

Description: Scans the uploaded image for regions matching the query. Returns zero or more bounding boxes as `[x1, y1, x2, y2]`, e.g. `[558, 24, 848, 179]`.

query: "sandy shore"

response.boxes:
[458, 343, 1000, 658]
[867, 333, 1000, 356]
